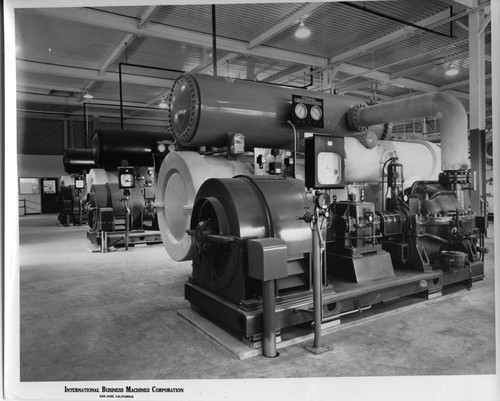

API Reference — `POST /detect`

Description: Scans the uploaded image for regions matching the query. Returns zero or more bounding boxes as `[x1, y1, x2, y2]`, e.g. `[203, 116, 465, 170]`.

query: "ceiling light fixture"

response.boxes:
[295, 18, 311, 39]
[445, 67, 459, 77]
[158, 96, 168, 109]
[83, 90, 93, 99]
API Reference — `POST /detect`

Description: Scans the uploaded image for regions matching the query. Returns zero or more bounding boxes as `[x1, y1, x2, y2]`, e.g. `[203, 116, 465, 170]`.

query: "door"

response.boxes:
[41, 178, 59, 214]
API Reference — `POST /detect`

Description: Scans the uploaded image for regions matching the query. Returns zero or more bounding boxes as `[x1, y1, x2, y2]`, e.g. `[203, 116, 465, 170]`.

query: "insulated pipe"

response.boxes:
[63, 148, 97, 174]
[346, 92, 468, 171]
[168, 73, 380, 148]
[92, 129, 170, 168]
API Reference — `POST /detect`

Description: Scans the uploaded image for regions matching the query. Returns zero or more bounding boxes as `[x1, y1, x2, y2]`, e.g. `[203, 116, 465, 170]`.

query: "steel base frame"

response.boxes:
[185, 262, 484, 342]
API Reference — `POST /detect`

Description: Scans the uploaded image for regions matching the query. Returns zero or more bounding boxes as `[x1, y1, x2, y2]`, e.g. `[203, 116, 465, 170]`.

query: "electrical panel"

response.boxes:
[253, 148, 295, 177]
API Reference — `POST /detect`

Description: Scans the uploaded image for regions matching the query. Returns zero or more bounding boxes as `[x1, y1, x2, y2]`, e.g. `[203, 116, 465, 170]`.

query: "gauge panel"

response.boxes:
[291, 95, 324, 128]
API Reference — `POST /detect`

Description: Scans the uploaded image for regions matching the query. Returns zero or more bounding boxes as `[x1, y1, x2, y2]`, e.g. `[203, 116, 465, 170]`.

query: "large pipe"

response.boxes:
[168, 73, 379, 148]
[345, 92, 468, 171]
[63, 148, 97, 174]
[92, 129, 169, 168]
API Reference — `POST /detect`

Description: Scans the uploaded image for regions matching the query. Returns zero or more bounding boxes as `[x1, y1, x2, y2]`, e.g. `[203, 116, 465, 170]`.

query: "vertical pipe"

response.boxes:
[262, 280, 278, 358]
[119, 63, 124, 129]
[312, 212, 322, 348]
[83, 103, 88, 148]
[125, 206, 130, 251]
[212, 5, 217, 77]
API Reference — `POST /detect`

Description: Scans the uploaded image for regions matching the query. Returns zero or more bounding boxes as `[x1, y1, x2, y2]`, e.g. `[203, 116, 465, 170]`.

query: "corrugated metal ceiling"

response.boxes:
[14, 1, 493, 128]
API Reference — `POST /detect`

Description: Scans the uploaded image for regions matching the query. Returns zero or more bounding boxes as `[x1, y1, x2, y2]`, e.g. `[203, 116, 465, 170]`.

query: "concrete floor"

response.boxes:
[19, 214, 496, 382]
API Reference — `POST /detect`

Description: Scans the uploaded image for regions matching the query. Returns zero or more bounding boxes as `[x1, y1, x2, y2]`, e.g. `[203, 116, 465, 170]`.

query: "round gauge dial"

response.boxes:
[120, 174, 134, 188]
[294, 103, 308, 119]
[310, 105, 323, 121]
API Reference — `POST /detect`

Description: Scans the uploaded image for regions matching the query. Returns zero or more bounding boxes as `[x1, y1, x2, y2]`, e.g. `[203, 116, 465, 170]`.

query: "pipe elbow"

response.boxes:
[345, 92, 469, 172]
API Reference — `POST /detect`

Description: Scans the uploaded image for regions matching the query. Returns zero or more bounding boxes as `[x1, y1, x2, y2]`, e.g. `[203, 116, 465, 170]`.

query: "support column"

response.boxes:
[246, 57, 255, 81]
[468, 10, 488, 215]
[63, 119, 68, 150]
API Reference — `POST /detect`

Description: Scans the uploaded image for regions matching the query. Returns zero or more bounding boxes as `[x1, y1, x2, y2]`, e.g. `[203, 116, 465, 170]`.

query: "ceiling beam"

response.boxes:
[341, 90, 392, 101]
[337, 39, 468, 87]
[438, 0, 478, 9]
[247, 3, 325, 49]
[390, 51, 470, 79]
[440, 73, 492, 90]
[27, 8, 328, 68]
[138, 5, 160, 29]
[262, 65, 311, 83]
[336, 63, 440, 93]
[191, 52, 240, 74]
[18, 60, 174, 88]
[17, 92, 148, 108]
[328, 9, 451, 65]
[17, 81, 83, 94]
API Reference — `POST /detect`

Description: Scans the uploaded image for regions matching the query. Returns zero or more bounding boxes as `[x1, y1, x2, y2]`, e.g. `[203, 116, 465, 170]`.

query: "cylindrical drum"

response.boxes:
[192, 176, 311, 255]
[86, 183, 145, 231]
[63, 148, 97, 174]
[86, 168, 118, 189]
[59, 174, 73, 187]
[168, 73, 369, 148]
[92, 129, 169, 168]
[156, 151, 253, 261]
[344, 137, 441, 188]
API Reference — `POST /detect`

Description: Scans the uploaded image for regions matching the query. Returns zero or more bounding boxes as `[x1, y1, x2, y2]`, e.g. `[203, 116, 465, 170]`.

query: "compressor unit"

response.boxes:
[156, 73, 487, 344]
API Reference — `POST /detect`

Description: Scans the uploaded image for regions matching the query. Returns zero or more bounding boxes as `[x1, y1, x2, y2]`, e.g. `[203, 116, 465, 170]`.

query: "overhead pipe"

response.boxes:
[118, 62, 184, 129]
[346, 92, 468, 172]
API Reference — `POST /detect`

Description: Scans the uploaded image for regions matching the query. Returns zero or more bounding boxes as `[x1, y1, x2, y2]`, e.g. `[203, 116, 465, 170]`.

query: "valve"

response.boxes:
[298, 207, 313, 223]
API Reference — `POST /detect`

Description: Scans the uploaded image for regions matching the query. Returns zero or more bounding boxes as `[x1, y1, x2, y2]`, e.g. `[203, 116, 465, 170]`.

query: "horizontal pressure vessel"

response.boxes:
[168, 73, 367, 148]
[63, 148, 97, 174]
[92, 129, 169, 168]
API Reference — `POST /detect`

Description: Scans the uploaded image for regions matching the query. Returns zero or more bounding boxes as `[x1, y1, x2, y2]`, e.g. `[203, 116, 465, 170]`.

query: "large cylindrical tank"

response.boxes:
[168, 73, 367, 148]
[156, 151, 253, 261]
[92, 129, 168, 168]
[63, 148, 97, 174]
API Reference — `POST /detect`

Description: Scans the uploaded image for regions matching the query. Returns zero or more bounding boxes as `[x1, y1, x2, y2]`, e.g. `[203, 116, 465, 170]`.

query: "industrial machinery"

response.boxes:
[82, 128, 170, 251]
[158, 73, 486, 347]
[57, 148, 97, 226]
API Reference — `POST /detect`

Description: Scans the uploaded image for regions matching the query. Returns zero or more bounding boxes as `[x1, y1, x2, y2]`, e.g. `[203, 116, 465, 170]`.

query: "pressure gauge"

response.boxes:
[74, 176, 85, 189]
[317, 152, 342, 185]
[310, 105, 323, 121]
[294, 103, 308, 119]
[118, 166, 136, 189]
